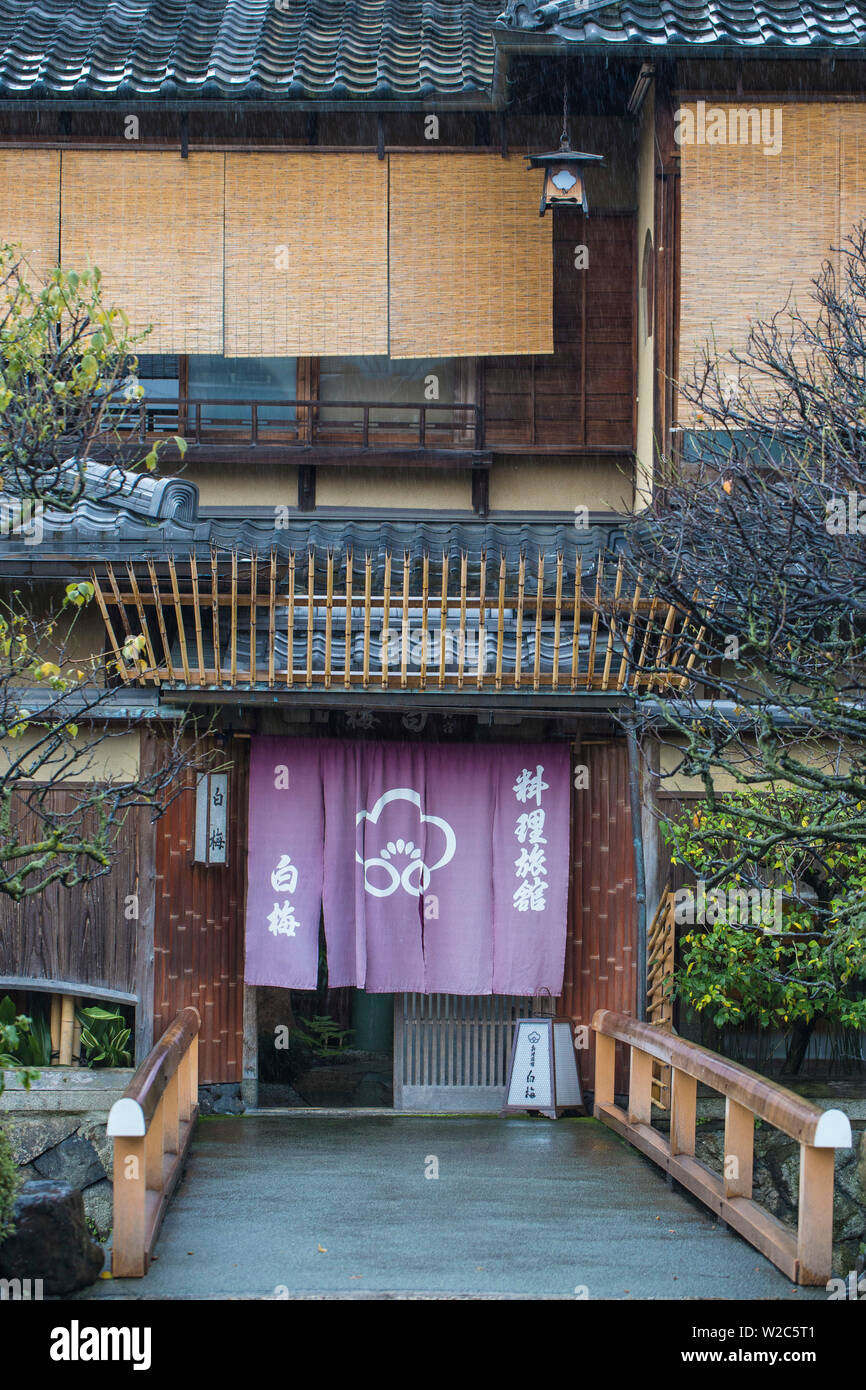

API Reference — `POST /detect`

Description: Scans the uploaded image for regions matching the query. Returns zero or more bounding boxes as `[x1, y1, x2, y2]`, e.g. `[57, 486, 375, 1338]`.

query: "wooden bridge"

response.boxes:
[100, 1002, 852, 1297]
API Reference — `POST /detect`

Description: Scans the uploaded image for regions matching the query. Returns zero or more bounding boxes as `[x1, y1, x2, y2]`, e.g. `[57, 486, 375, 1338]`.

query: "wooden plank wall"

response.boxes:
[483, 211, 635, 449]
[559, 740, 638, 1094]
[152, 738, 248, 1084]
[0, 785, 144, 996]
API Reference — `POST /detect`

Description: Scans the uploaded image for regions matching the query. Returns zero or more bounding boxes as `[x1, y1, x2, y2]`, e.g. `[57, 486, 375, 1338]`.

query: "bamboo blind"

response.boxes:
[388, 154, 553, 359]
[679, 104, 842, 421]
[224, 153, 388, 357]
[840, 106, 866, 258]
[60, 152, 224, 354]
[0, 150, 60, 278]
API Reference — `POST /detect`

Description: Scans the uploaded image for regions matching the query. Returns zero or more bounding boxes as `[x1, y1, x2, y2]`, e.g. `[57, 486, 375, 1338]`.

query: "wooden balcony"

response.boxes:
[105, 396, 492, 511]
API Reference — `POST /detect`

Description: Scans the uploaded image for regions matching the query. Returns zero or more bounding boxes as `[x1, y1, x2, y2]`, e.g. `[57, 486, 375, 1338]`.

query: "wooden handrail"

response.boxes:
[592, 1009, 852, 1285]
[107, 1006, 200, 1277]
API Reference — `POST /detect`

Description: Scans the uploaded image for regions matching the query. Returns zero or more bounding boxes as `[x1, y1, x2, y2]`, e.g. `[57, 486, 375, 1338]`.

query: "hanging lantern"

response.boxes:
[527, 138, 605, 218]
[527, 73, 604, 217]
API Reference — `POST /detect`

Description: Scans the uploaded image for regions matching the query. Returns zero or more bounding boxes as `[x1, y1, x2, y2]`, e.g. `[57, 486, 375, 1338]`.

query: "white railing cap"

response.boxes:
[107, 1096, 146, 1137]
[813, 1108, 853, 1149]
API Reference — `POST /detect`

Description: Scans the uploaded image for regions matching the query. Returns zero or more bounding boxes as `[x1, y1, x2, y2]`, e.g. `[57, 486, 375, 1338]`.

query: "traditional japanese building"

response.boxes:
[1, 0, 864, 1109]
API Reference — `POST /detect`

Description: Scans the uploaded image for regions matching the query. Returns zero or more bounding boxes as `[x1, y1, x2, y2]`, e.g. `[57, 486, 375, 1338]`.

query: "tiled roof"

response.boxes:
[497, 0, 866, 47]
[0, 0, 500, 101]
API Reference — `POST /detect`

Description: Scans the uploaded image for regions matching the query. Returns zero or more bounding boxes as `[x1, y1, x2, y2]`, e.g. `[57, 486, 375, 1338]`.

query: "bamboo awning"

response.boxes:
[91, 549, 703, 697]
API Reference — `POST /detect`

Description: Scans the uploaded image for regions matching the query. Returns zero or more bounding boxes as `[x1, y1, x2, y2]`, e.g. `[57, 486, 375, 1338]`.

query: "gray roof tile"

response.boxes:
[0, 0, 500, 100]
[499, 0, 866, 46]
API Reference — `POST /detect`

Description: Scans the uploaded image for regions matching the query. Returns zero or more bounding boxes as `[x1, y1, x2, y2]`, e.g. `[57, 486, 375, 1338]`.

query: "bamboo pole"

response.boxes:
[514, 553, 525, 688]
[420, 554, 430, 690]
[438, 553, 449, 689]
[381, 552, 391, 687]
[400, 551, 410, 689]
[286, 553, 295, 687]
[362, 553, 372, 689]
[125, 563, 161, 684]
[495, 553, 506, 691]
[344, 551, 353, 689]
[146, 560, 175, 681]
[552, 553, 563, 691]
[477, 551, 487, 687]
[189, 554, 206, 684]
[267, 551, 276, 687]
[305, 551, 315, 687]
[249, 554, 258, 685]
[532, 551, 544, 691]
[59, 994, 75, 1067]
[210, 550, 222, 686]
[167, 556, 190, 685]
[570, 554, 582, 690]
[325, 550, 334, 690]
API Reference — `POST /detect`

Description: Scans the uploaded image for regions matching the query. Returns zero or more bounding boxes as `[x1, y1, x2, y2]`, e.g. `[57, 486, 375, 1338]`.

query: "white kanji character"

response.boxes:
[267, 901, 299, 937]
[515, 808, 547, 845]
[512, 764, 549, 806]
[514, 844, 548, 880]
[270, 854, 298, 894]
[512, 878, 549, 912]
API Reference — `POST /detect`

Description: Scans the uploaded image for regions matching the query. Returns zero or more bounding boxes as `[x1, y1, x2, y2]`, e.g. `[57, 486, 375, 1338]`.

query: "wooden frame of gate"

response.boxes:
[592, 1009, 852, 1285]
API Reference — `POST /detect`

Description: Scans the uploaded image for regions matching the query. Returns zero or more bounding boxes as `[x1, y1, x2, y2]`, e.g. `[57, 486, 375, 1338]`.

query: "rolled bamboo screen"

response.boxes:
[0, 150, 60, 278]
[678, 103, 844, 422]
[224, 153, 388, 357]
[388, 154, 553, 358]
[60, 152, 224, 354]
[840, 107, 866, 257]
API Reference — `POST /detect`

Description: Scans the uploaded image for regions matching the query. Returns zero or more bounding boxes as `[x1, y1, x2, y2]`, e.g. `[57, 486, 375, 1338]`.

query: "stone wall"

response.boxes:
[0, 1068, 134, 1241]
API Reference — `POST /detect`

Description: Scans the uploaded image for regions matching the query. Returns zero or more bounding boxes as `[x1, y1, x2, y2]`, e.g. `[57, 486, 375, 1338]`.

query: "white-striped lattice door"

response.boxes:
[393, 993, 553, 1111]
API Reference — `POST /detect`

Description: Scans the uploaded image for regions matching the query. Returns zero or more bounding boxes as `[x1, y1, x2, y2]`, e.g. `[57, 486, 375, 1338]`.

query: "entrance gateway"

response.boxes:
[393, 993, 555, 1111]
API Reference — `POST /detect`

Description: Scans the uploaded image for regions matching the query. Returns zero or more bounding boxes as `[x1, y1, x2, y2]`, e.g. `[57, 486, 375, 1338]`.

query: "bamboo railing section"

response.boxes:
[107, 1006, 200, 1278]
[592, 1009, 852, 1285]
[646, 885, 675, 1109]
[92, 550, 703, 695]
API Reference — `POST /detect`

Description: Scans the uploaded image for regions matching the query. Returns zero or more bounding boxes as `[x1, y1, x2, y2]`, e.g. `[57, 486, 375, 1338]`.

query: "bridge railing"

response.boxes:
[592, 1009, 852, 1285]
[107, 1006, 201, 1277]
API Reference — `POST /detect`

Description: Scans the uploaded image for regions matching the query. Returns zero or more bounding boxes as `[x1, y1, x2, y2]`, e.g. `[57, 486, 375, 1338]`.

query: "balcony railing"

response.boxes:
[114, 397, 485, 454]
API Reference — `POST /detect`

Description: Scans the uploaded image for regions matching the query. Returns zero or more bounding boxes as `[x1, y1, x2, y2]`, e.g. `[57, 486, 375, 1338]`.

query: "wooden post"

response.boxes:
[628, 1047, 653, 1126]
[59, 995, 75, 1066]
[177, 1052, 191, 1123]
[189, 1032, 199, 1113]
[724, 1097, 755, 1199]
[594, 1031, 616, 1110]
[112, 1136, 148, 1277]
[163, 1072, 180, 1155]
[145, 1101, 164, 1191]
[797, 1145, 836, 1285]
[669, 1068, 697, 1157]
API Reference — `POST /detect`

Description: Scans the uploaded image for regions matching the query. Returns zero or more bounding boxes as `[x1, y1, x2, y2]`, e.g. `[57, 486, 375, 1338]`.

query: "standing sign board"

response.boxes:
[502, 1016, 584, 1118]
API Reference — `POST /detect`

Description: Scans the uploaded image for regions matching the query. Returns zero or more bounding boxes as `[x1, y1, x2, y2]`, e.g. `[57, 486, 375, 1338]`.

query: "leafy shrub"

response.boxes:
[0, 1124, 19, 1245]
[77, 1006, 132, 1068]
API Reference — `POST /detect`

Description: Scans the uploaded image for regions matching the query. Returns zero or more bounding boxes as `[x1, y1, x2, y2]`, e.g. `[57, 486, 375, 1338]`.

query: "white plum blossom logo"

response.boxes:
[356, 788, 456, 898]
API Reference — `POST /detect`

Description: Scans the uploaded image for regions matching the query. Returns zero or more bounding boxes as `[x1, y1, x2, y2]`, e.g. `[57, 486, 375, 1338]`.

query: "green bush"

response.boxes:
[0, 1124, 19, 1245]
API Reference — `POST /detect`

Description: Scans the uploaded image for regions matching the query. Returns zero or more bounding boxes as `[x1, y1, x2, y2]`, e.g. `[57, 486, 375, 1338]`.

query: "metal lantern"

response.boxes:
[527, 138, 605, 217]
[527, 74, 604, 217]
